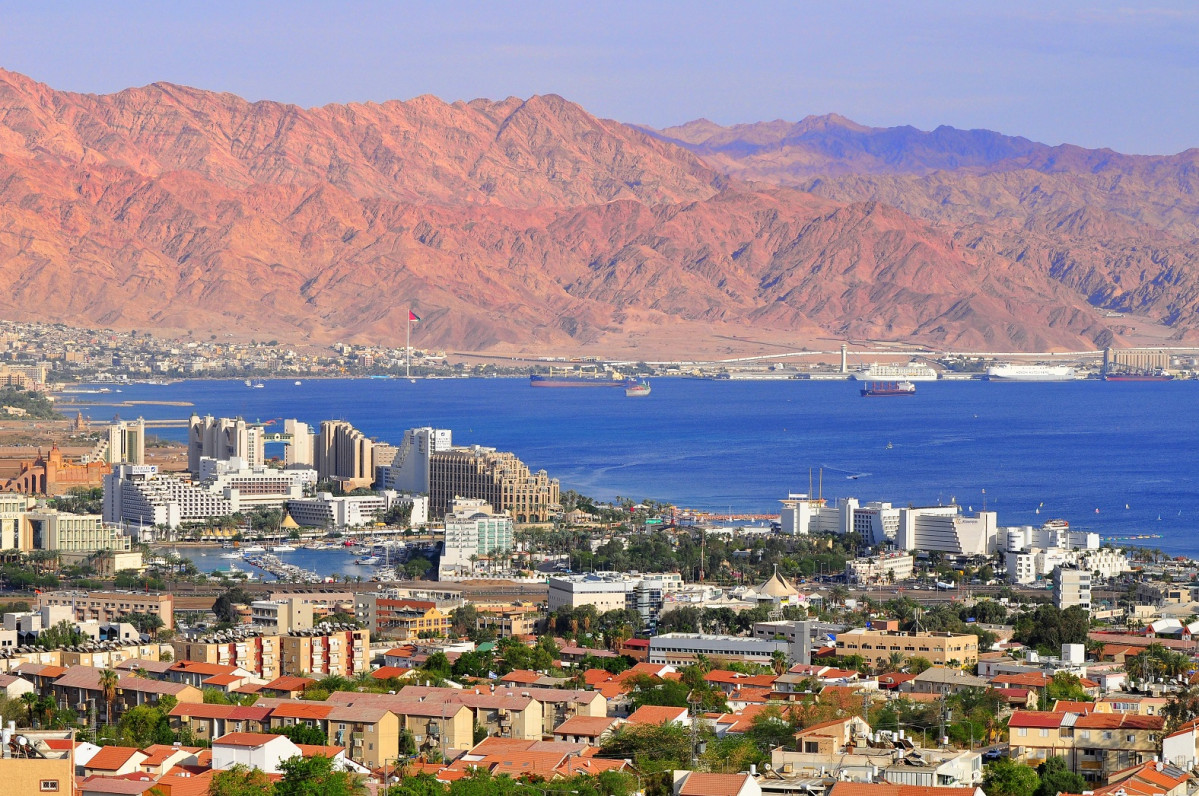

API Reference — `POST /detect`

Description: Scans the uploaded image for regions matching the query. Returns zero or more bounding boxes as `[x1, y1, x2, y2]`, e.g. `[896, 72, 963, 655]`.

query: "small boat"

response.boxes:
[861, 381, 916, 397]
[244, 379, 253, 387]
[355, 556, 381, 565]
[294, 381, 302, 386]
[240, 545, 266, 553]
[625, 380, 651, 397]
[252, 382, 265, 389]
[220, 552, 243, 559]
[272, 545, 296, 552]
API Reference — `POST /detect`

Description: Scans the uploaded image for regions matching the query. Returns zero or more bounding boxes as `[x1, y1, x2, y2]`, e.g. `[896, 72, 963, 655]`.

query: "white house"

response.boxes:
[212, 732, 303, 774]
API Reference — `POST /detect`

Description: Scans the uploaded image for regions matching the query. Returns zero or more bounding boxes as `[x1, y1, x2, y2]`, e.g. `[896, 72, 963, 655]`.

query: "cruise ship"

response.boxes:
[986, 364, 1076, 381]
[850, 362, 939, 382]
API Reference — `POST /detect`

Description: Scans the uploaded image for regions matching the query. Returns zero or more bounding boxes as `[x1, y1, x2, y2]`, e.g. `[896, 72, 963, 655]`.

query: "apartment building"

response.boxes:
[1054, 565, 1093, 613]
[1009, 710, 1163, 781]
[354, 593, 452, 638]
[250, 598, 314, 633]
[173, 630, 283, 681]
[279, 625, 370, 677]
[36, 589, 174, 630]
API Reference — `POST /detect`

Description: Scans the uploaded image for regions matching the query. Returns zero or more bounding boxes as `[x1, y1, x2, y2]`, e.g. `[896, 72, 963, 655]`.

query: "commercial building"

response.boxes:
[0, 493, 31, 551]
[282, 419, 315, 467]
[104, 461, 310, 530]
[895, 506, 998, 555]
[779, 492, 997, 554]
[25, 509, 131, 553]
[188, 415, 264, 473]
[835, 628, 979, 667]
[104, 464, 232, 530]
[428, 445, 559, 522]
[1006, 546, 1127, 585]
[316, 420, 375, 490]
[376, 427, 453, 492]
[648, 632, 801, 666]
[285, 490, 426, 528]
[547, 571, 684, 627]
[106, 418, 146, 465]
[440, 499, 514, 577]
[35, 590, 174, 630]
[845, 553, 915, 584]
[1053, 566, 1092, 613]
[1001, 520, 1099, 553]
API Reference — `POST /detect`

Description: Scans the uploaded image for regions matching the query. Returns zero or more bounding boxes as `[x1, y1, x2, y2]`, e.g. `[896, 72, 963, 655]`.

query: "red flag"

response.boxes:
[408, 310, 421, 322]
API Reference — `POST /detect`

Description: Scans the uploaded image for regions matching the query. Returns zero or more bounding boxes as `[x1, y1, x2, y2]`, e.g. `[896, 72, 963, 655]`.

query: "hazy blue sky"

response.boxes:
[2, 1, 1195, 154]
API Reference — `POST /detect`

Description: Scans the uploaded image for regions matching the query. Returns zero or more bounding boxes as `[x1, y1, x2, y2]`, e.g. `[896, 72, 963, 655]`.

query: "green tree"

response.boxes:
[210, 764, 275, 796]
[117, 704, 174, 747]
[38, 619, 86, 649]
[983, 758, 1041, 796]
[598, 722, 699, 773]
[275, 754, 366, 796]
[1045, 672, 1092, 703]
[1035, 756, 1085, 796]
[1163, 684, 1199, 733]
[276, 722, 328, 745]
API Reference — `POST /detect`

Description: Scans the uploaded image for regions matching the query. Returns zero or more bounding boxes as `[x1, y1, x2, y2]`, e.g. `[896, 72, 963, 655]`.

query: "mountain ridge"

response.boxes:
[0, 68, 1194, 354]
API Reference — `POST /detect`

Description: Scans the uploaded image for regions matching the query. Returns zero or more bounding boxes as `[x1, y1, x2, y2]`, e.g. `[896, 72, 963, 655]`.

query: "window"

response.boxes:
[1017, 728, 1027, 737]
[1103, 732, 1113, 740]
[40, 782, 60, 792]
[1040, 728, 1049, 738]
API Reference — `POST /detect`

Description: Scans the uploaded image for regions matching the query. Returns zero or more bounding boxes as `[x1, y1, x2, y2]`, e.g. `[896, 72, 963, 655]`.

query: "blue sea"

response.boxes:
[69, 377, 1199, 555]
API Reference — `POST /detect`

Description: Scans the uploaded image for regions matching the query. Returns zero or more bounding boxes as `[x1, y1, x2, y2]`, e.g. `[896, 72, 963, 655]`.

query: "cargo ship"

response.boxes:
[850, 363, 939, 382]
[986, 364, 1076, 381]
[1103, 371, 1174, 381]
[860, 381, 916, 397]
[530, 371, 628, 388]
[625, 380, 651, 397]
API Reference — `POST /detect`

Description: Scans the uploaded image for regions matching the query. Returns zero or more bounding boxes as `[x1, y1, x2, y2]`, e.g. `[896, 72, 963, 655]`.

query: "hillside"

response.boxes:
[0, 69, 1192, 353]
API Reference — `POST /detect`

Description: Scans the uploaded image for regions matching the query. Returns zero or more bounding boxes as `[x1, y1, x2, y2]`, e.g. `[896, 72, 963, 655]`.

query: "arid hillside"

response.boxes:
[0, 69, 1193, 354]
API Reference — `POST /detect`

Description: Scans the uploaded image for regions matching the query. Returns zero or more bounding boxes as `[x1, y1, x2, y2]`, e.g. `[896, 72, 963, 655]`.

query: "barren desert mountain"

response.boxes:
[651, 115, 1199, 345]
[0, 68, 1194, 354]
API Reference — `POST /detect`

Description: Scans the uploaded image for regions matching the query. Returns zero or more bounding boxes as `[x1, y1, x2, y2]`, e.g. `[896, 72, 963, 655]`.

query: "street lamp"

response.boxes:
[381, 755, 410, 795]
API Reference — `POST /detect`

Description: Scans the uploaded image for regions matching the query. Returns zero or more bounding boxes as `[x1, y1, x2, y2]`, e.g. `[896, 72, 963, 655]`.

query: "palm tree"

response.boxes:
[771, 649, 789, 676]
[887, 651, 905, 671]
[99, 668, 120, 727]
[19, 691, 38, 728]
[37, 695, 56, 729]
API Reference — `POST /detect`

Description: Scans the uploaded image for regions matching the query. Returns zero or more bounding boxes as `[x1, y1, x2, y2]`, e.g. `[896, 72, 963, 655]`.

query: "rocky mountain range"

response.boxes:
[0, 67, 1196, 355]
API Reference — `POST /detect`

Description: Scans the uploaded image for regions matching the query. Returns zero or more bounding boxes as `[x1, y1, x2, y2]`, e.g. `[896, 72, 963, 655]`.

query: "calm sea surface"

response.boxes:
[67, 377, 1199, 556]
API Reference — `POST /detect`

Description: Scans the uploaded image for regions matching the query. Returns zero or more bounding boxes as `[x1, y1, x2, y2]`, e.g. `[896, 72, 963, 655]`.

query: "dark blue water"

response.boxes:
[71, 378, 1199, 554]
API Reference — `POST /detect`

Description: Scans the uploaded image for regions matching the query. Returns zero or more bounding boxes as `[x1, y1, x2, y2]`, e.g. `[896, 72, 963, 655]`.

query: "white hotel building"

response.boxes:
[779, 493, 997, 556]
[104, 459, 312, 530]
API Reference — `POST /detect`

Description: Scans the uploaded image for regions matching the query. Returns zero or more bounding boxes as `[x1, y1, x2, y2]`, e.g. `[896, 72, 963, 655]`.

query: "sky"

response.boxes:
[1, 1, 1196, 154]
